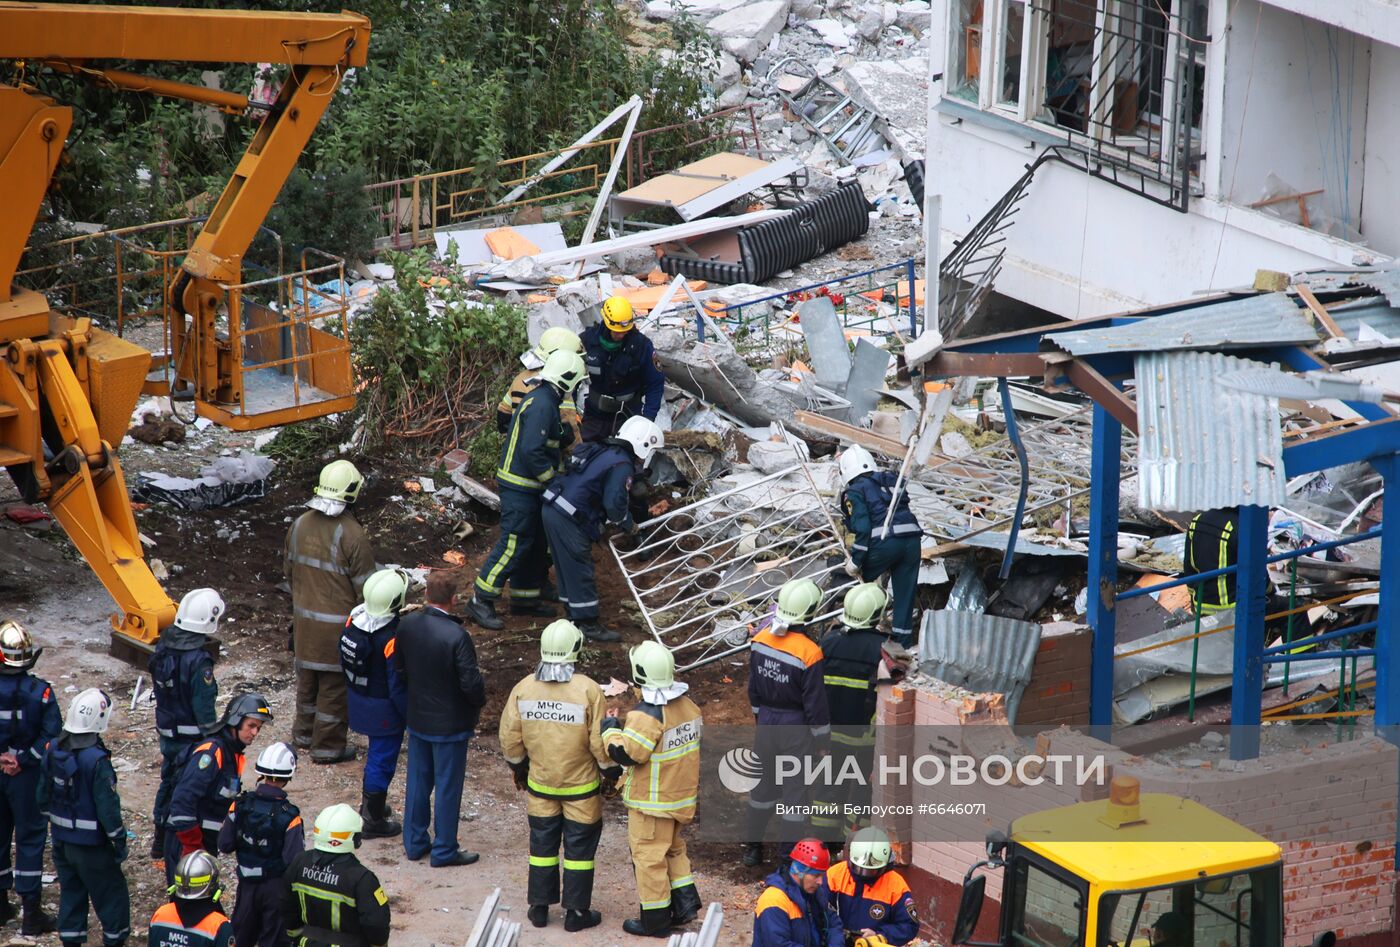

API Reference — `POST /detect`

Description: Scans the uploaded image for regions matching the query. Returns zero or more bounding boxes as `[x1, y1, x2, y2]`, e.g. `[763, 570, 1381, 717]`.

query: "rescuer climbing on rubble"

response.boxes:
[498, 620, 619, 931]
[498, 326, 584, 446]
[838, 447, 922, 647]
[286, 460, 377, 765]
[0, 619, 60, 934]
[163, 693, 273, 884]
[467, 349, 587, 631]
[339, 568, 410, 839]
[601, 641, 704, 938]
[148, 588, 224, 863]
[826, 827, 918, 945]
[745, 578, 831, 869]
[541, 414, 663, 642]
[753, 837, 843, 947]
[283, 804, 392, 947]
[811, 584, 892, 843]
[579, 296, 666, 442]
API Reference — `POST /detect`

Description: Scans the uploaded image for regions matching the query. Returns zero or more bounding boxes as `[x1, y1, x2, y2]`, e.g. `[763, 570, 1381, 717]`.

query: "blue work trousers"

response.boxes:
[474, 488, 549, 601]
[232, 876, 287, 947]
[363, 730, 405, 795]
[861, 535, 921, 645]
[151, 737, 192, 830]
[53, 840, 130, 947]
[0, 767, 45, 896]
[403, 733, 469, 865]
[540, 504, 600, 621]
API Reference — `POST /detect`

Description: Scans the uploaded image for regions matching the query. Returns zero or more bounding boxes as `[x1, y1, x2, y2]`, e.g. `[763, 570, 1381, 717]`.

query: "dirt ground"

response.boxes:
[0, 433, 773, 946]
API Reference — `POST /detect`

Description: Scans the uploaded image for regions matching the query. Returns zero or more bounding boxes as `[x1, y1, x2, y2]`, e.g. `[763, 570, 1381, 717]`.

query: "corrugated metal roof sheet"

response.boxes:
[1302, 266, 1400, 308]
[916, 610, 1042, 722]
[1135, 351, 1287, 512]
[1048, 293, 1317, 356]
[1326, 297, 1400, 342]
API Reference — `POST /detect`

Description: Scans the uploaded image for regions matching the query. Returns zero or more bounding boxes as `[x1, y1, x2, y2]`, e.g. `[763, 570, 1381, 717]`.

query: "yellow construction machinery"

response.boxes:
[0, 3, 370, 657]
[950, 776, 1336, 947]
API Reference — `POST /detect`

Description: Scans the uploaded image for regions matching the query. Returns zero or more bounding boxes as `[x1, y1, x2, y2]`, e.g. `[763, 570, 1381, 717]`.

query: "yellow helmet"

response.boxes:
[533, 327, 583, 362]
[315, 459, 363, 504]
[601, 296, 635, 333]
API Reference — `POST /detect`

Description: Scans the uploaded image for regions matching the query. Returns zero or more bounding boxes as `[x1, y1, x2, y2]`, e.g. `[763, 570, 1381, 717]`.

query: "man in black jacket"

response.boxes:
[392, 570, 486, 867]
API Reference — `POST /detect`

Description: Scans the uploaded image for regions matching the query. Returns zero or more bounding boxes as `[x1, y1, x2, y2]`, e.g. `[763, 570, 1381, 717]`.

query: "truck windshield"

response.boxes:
[1007, 858, 1087, 946]
[1097, 865, 1283, 946]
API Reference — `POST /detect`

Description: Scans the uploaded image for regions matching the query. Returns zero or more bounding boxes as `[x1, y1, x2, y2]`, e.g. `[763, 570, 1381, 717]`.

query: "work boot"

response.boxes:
[622, 907, 672, 938]
[670, 883, 702, 926]
[509, 598, 557, 618]
[21, 896, 56, 936]
[538, 582, 561, 603]
[580, 620, 620, 643]
[0, 892, 15, 925]
[742, 843, 764, 868]
[360, 791, 402, 839]
[528, 905, 548, 928]
[564, 909, 601, 932]
[465, 596, 505, 630]
[312, 746, 357, 765]
[149, 824, 166, 860]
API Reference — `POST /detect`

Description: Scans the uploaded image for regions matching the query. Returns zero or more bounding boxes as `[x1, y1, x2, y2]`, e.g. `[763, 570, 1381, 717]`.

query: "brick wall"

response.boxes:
[1016, 623, 1092, 726]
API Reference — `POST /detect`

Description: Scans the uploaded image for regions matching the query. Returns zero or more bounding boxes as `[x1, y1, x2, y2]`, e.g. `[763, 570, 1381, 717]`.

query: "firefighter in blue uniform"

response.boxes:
[39, 688, 130, 947]
[0, 619, 60, 934]
[219, 741, 304, 947]
[811, 584, 890, 844]
[838, 447, 923, 647]
[148, 588, 224, 862]
[467, 349, 588, 631]
[825, 827, 918, 946]
[164, 692, 274, 884]
[744, 579, 830, 869]
[340, 569, 409, 838]
[541, 415, 663, 643]
[579, 296, 666, 443]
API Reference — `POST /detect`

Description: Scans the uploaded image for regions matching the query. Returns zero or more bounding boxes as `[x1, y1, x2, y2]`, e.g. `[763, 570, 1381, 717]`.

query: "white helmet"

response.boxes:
[838, 445, 878, 486]
[175, 588, 225, 636]
[616, 416, 664, 467]
[65, 688, 113, 734]
[255, 741, 298, 780]
[313, 803, 364, 853]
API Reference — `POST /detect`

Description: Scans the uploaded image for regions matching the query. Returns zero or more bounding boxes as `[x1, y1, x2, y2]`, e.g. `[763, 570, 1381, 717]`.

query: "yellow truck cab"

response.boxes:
[951, 777, 1335, 947]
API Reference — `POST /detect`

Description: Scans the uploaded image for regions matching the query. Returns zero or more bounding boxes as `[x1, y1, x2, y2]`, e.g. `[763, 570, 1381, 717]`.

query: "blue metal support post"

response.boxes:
[905, 256, 919, 336]
[1087, 405, 1121, 734]
[1229, 505, 1269, 761]
[1374, 455, 1400, 744]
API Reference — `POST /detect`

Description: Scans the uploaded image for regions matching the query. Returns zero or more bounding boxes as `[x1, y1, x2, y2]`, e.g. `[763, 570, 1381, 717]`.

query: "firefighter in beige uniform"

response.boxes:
[498, 620, 618, 933]
[600, 641, 703, 939]
[284, 460, 377, 764]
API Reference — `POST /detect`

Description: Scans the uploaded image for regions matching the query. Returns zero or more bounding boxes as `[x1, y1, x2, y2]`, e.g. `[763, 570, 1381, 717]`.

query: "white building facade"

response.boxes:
[927, 0, 1400, 321]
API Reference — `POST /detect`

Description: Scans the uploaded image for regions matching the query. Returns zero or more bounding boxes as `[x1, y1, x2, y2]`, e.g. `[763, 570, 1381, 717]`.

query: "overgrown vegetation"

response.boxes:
[351, 248, 526, 470]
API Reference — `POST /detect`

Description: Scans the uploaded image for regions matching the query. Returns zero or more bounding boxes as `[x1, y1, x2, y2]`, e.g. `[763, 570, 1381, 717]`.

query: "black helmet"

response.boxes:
[222, 692, 274, 729]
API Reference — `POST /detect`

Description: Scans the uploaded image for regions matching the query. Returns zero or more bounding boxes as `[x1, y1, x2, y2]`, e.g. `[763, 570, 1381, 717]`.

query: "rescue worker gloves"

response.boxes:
[842, 582, 888, 630]
[315, 459, 364, 504]
[628, 640, 675, 689]
[617, 416, 664, 467]
[534, 326, 584, 362]
[313, 803, 364, 853]
[363, 568, 410, 618]
[837, 445, 878, 486]
[255, 741, 298, 781]
[774, 578, 822, 633]
[846, 826, 893, 880]
[601, 296, 635, 333]
[789, 837, 831, 873]
[64, 688, 113, 734]
[539, 619, 584, 664]
[172, 850, 221, 900]
[222, 692, 274, 729]
[175, 588, 225, 636]
[0, 619, 36, 668]
[540, 350, 587, 395]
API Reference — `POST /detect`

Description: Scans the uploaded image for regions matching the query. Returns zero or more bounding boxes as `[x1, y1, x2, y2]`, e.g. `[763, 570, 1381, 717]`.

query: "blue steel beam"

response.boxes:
[1230, 506, 1269, 761]
[1087, 405, 1121, 733]
[1377, 454, 1400, 742]
[1282, 417, 1400, 476]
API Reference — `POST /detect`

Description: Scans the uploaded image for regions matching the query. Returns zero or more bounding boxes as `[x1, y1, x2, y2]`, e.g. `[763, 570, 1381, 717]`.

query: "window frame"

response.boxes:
[1002, 848, 1091, 947]
[1093, 863, 1285, 947]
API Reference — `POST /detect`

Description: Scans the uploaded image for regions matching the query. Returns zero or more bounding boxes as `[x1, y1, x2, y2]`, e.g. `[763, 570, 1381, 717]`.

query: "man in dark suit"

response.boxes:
[392, 570, 486, 867]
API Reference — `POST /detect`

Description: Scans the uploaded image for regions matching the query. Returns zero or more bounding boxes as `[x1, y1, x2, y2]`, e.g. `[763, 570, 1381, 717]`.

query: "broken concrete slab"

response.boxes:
[806, 18, 854, 47]
[844, 337, 891, 424]
[644, 0, 747, 20]
[894, 0, 931, 32]
[799, 296, 853, 392]
[709, 0, 790, 63]
[652, 328, 804, 427]
[842, 58, 928, 160]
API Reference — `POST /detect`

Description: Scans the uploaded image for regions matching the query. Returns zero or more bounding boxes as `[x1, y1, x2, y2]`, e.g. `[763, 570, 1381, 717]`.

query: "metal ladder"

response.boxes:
[767, 57, 882, 164]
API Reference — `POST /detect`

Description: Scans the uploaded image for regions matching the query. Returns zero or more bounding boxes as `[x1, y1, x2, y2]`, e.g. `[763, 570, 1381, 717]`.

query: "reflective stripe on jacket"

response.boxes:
[602, 696, 702, 822]
[841, 471, 921, 563]
[497, 383, 567, 492]
[285, 509, 376, 667]
[499, 671, 612, 799]
[826, 861, 919, 945]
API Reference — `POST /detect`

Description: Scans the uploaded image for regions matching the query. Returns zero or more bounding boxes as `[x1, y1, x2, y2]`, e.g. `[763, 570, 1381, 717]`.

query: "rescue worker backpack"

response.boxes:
[230, 789, 300, 880]
[43, 741, 109, 846]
